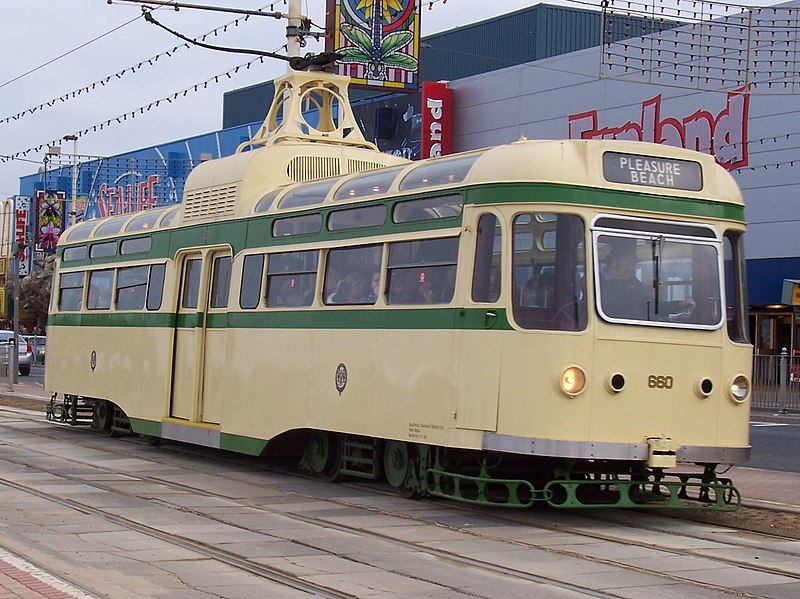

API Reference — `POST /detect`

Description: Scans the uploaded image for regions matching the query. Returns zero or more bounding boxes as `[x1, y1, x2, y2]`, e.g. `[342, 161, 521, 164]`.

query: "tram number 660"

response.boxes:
[648, 375, 674, 389]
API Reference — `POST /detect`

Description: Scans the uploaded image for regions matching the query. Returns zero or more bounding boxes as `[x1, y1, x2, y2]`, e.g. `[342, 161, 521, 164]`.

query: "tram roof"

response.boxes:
[60, 138, 742, 245]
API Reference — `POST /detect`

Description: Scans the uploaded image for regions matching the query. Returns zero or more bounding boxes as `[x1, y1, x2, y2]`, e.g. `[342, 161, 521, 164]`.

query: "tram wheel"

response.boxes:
[383, 441, 419, 498]
[304, 431, 342, 482]
[92, 400, 111, 432]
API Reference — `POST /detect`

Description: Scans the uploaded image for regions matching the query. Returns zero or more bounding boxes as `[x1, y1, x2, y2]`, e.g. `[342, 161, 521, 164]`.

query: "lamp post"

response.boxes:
[10, 205, 25, 386]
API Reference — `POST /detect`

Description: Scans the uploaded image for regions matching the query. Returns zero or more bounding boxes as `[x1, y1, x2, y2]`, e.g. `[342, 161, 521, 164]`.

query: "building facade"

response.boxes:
[12, 2, 800, 353]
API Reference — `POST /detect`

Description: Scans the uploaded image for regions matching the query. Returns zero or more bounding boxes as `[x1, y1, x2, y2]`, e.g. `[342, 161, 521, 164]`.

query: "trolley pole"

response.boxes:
[286, 0, 302, 59]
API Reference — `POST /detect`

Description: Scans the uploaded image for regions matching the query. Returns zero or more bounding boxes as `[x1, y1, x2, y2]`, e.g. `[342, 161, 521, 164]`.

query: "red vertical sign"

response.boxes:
[421, 81, 453, 159]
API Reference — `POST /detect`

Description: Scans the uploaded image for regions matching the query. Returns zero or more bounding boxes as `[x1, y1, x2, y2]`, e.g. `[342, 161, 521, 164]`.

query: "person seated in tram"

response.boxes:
[601, 253, 695, 321]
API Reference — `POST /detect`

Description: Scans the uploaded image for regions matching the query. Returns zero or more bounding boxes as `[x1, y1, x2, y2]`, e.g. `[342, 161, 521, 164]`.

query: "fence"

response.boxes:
[752, 351, 800, 412]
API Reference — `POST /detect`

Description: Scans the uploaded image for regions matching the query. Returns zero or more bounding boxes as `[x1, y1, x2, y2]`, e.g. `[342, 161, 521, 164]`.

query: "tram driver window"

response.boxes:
[596, 232, 722, 327]
[511, 213, 586, 331]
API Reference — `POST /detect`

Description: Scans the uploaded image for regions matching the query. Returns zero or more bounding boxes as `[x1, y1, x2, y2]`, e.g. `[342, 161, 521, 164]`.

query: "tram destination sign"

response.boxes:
[603, 152, 702, 191]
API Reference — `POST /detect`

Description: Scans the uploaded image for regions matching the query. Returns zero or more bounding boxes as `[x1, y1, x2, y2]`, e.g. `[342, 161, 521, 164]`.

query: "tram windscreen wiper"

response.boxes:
[651, 236, 664, 315]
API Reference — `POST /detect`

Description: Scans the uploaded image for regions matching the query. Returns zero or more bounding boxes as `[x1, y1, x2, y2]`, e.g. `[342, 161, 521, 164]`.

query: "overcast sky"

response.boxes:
[0, 0, 567, 197]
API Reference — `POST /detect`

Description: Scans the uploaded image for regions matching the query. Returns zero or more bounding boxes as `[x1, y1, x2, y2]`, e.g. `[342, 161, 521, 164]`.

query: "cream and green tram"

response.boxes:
[46, 138, 751, 510]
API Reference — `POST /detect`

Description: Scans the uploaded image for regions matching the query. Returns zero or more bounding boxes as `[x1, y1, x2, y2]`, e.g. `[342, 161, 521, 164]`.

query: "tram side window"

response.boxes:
[265, 250, 318, 307]
[58, 272, 85, 312]
[472, 214, 502, 303]
[511, 213, 586, 331]
[147, 264, 166, 311]
[240, 254, 265, 309]
[181, 258, 202, 309]
[116, 265, 148, 310]
[87, 269, 114, 310]
[387, 238, 458, 305]
[210, 256, 232, 309]
[324, 245, 382, 305]
[724, 231, 749, 343]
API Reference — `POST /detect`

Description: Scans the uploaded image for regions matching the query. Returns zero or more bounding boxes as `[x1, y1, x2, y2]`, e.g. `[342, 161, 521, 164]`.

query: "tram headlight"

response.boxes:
[695, 377, 714, 399]
[559, 366, 586, 397]
[728, 375, 750, 404]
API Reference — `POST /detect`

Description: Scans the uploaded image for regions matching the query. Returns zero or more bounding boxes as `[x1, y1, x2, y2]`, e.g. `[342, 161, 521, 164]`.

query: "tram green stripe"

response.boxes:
[129, 418, 161, 437]
[47, 312, 175, 328]
[49, 307, 514, 331]
[220, 433, 269, 456]
[466, 184, 745, 221]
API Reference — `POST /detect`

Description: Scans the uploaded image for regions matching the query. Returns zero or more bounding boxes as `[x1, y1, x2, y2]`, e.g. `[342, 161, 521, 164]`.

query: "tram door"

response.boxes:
[170, 249, 231, 425]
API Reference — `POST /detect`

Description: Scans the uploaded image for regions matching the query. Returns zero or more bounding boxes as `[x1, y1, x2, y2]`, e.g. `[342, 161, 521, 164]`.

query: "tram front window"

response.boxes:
[595, 232, 722, 328]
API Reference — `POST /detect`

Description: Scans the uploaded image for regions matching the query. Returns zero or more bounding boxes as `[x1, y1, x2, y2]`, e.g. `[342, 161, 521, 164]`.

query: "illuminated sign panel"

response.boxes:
[602, 152, 703, 191]
[421, 81, 453, 158]
[14, 196, 31, 276]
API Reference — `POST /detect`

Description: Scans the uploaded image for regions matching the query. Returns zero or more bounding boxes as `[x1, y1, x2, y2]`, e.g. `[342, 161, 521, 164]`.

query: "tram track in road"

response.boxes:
[0, 475, 358, 599]
[0, 415, 624, 599]
[0, 410, 798, 598]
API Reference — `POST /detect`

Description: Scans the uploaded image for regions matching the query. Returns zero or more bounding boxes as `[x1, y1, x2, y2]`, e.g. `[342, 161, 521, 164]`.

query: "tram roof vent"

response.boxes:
[285, 156, 391, 184]
[287, 155, 341, 183]
[347, 159, 386, 174]
[182, 184, 238, 223]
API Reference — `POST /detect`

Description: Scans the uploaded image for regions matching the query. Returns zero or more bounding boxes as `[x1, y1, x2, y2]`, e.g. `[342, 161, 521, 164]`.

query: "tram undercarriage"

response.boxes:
[46, 395, 741, 512]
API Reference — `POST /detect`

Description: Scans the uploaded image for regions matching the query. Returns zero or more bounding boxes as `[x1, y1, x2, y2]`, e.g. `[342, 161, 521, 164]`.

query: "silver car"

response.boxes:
[24, 335, 46, 365]
[0, 331, 33, 376]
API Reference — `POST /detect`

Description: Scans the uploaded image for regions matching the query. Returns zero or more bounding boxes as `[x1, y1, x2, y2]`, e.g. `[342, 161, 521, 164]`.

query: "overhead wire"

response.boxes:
[0, 4, 275, 126]
[1, 43, 288, 163]
[0, 13, 144, 90]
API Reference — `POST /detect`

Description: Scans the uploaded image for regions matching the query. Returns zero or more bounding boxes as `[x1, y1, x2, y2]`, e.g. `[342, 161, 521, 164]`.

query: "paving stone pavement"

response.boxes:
[0, 380, 798, 598]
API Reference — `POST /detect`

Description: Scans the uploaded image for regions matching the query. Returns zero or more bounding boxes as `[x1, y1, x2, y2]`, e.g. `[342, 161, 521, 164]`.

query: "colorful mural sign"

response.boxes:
[36, 190, 65, 253]
[327, 0, 421, 90]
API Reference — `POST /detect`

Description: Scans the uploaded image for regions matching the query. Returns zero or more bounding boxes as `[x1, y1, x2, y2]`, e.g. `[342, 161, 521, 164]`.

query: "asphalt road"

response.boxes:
[748, 422, 800, 473]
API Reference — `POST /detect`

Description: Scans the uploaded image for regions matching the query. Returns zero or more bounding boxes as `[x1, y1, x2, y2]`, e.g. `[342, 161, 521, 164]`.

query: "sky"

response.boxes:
[0, 0, 564, 197]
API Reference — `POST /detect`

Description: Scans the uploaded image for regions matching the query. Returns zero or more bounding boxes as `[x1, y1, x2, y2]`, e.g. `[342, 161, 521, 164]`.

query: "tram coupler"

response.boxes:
[646, 436, 678, 469]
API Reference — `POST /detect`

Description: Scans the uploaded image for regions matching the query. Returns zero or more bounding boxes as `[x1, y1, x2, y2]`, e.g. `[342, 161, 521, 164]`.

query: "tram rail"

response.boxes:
[0, 407, 797, 598]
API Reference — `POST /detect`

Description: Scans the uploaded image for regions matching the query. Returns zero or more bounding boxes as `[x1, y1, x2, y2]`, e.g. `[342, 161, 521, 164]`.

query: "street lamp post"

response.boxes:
[10, 237, 22, 386]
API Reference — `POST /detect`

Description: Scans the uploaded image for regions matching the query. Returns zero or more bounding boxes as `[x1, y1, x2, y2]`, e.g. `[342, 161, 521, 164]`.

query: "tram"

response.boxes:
[45, 67, 751, 510]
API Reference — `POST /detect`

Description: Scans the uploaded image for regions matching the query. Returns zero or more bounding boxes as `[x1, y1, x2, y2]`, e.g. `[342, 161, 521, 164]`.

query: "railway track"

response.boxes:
[0, 407, 797, 598]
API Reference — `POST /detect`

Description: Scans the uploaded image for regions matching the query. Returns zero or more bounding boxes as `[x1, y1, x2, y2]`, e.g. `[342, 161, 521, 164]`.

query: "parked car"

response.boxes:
[0, 331, 33, 376]
[23, 335, 46, 365]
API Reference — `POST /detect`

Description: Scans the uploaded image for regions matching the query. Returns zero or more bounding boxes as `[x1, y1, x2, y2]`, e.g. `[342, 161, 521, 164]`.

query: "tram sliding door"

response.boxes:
[169, 249, 231, 425]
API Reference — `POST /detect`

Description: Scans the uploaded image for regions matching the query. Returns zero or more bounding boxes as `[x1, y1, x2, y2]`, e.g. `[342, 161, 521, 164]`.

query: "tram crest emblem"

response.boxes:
[335, 363, 348, 395]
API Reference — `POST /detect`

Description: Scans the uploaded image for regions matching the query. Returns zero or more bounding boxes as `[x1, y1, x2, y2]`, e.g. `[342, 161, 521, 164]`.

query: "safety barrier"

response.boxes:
[0, 344, 9, 378]
[752, 350, 800, 412]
